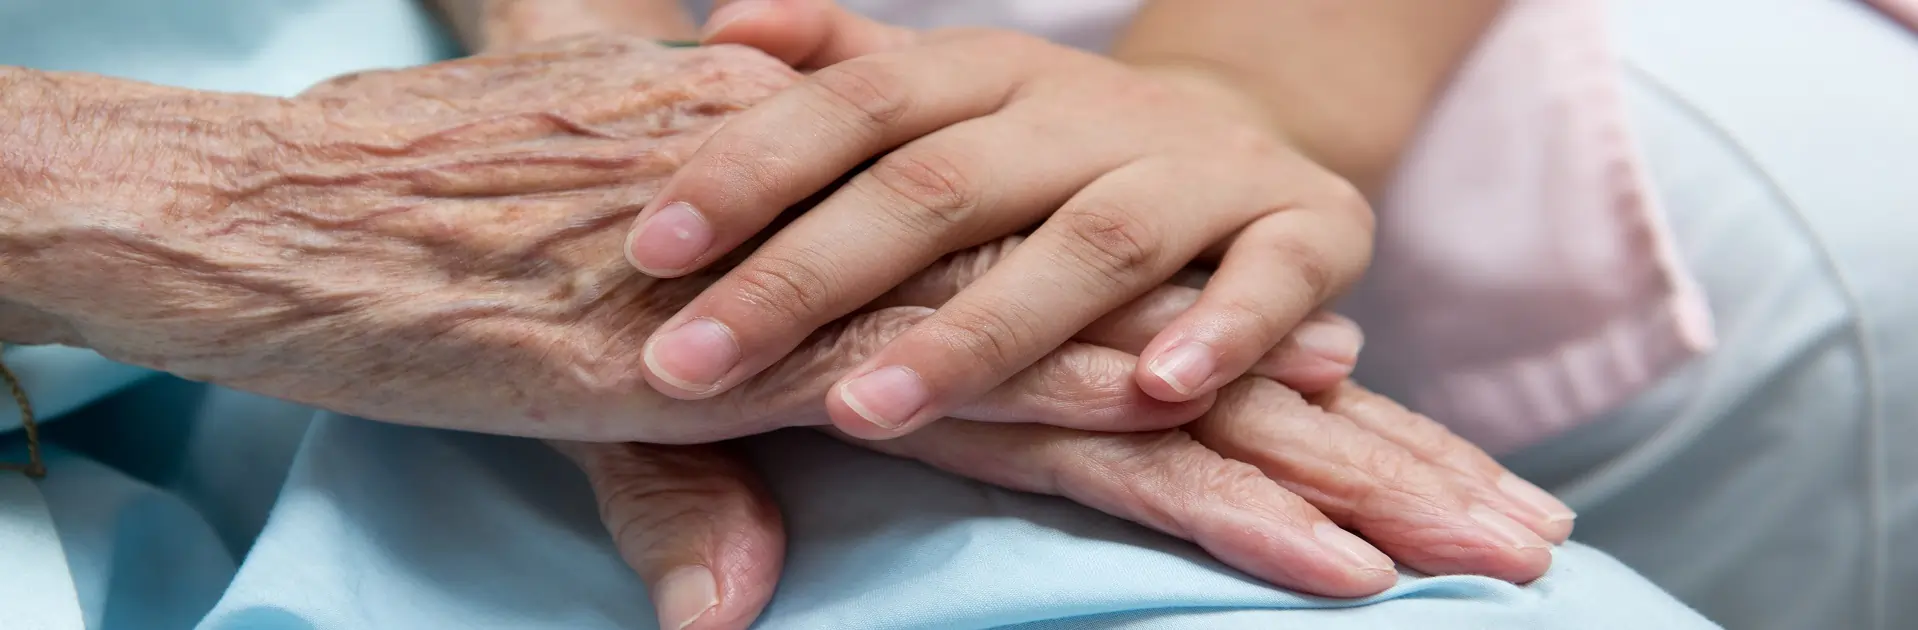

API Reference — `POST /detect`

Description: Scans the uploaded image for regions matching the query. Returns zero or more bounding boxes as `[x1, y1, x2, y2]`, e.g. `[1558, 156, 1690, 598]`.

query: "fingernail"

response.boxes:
[645, 318, 740, 392]
[654, 565, 718, 630]
[838, 366, 930, 430]
[1147, 342, 1217, 395]
[703, 0, 771, 39]
[1314, 522, 1396, 574]
[1293, 319, 1365, 364]
[1498, 473, 1577, 524]
[629, 202, 713, 275]
[1469, 505, 1552, 551]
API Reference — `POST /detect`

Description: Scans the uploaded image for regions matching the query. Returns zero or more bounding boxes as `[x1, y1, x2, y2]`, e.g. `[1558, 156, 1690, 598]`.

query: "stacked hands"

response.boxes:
[0, 1, 1573, 628]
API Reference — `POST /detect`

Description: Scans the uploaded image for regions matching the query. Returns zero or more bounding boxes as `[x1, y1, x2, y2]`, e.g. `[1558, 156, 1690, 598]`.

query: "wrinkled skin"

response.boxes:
[626, 6, 1380, 443]
[3, 37, 1011, 443]
[0, 28, 1312, 452]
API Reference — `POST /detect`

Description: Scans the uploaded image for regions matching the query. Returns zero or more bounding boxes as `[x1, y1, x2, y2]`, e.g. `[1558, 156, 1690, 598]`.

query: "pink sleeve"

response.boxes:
[1341, 0, 1714, 453]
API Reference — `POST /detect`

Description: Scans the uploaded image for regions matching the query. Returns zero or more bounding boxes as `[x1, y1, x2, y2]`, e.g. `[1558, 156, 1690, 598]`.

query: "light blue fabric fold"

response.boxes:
[0, 346, 159, 434]
[190, 418, 1713, 630]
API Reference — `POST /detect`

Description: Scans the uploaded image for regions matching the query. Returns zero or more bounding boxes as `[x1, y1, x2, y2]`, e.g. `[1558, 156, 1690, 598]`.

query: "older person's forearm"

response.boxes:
[431, 0, 695, 52]
[0, 67, 296, 345]
[1114, 0, 1505, 194]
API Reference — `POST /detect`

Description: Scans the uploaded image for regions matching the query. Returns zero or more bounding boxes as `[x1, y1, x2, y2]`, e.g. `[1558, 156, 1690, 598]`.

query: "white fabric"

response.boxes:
[0, 476, 85, 630]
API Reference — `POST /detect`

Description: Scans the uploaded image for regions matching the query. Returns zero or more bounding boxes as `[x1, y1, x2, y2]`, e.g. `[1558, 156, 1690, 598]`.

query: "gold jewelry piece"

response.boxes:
[0, 344, 45, 479]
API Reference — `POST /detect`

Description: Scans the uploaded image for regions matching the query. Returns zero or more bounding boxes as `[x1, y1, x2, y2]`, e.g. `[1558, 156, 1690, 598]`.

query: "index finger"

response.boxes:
[623, 31, 1053, 279]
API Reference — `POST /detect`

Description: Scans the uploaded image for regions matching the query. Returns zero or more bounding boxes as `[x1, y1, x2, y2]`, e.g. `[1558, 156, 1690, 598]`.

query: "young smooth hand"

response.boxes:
[626, 0, 1375, 439]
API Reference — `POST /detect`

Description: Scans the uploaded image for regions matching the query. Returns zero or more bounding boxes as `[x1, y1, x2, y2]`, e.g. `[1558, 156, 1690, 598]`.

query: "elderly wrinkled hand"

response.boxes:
[3, 35, 1253, 444]
[567, 368, 1576, 630]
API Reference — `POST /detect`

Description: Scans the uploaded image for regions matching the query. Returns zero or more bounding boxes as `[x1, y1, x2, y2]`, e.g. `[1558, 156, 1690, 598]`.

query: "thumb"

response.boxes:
[702, 0, 918, 69]
[551, 441, 784, 630]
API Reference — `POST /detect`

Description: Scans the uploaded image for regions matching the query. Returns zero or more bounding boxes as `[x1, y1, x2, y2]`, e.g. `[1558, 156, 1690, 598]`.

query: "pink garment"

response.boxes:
[808, 0, 1718, 453]
[1354, 0, 1911, 451]
[1348, 0, 1714, 453]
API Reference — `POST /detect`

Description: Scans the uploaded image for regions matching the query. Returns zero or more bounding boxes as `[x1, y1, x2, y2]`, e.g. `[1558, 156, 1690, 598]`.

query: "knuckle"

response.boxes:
[1031, 348, 1133, 413]
[1125, 427, 1208, 464]
[588, 449, 760, 543]
[700, 147, 790, 202]
[1092, 431, 1273, 537]
[920, 302, 1045, 374]
[1059, 432, 1192, 530]
[1195, 457, 1293, 514]
[1053, 204, 1160, 283]
[1124, 430, 1208, 472]
[808, 60, 913, 129]
[837, 306, 928, 351]
[906, 236, 1023, 307]
[1165, 434, 1269, 490]
[1212, 296, 1279, 340]
[1397, 420, 1465, 459]
[1205, 378, 1269, 415]
[572, 357, 653, 400]
[1391, 418, 1506, 479]
[604, 491, 733, 561]
[1266, 235, 1338, 302]
[556, 332, 653, 400]
[1082, 431, 1195, 482]
[867, 149, 983, 230]
[599, 472, 747, 518]
[1046, 348, 1119, 393]
[806, 309, 921, 374]
[959, 236, 1022, 284]
[727, 250, 843, 325]
[1348, 447, 1451, 518]
[723, 309, 922, 423]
